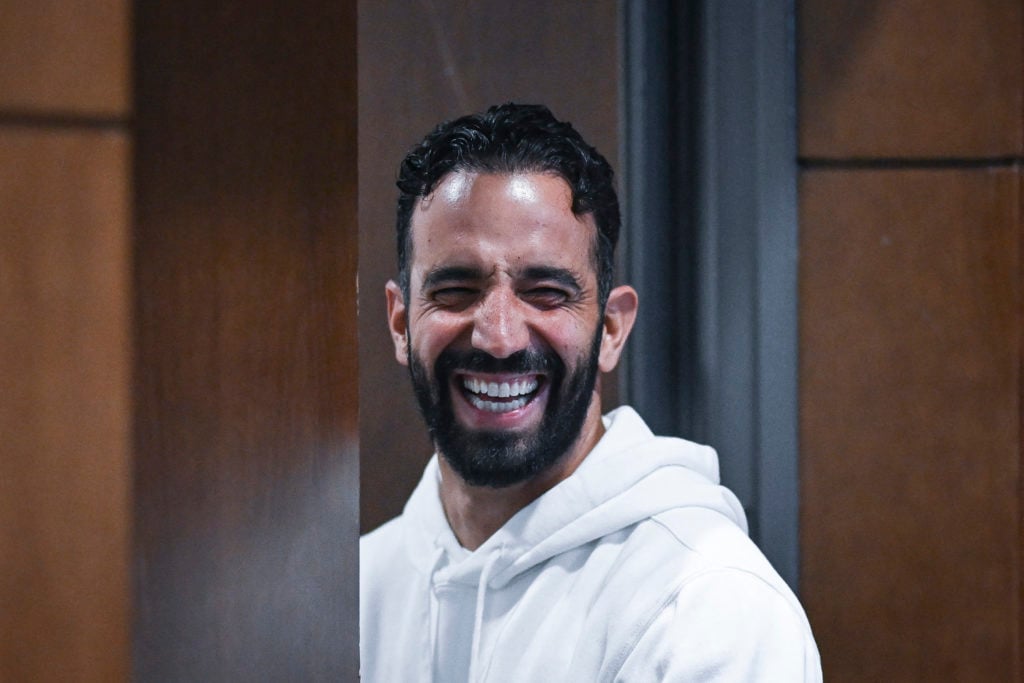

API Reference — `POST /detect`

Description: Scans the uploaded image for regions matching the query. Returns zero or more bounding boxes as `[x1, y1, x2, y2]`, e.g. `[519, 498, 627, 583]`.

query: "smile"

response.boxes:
[461, 375, 541, 413]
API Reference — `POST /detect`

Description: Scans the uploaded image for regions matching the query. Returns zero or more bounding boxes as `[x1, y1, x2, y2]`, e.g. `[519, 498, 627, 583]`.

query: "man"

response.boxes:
[361, 103, 821, 681]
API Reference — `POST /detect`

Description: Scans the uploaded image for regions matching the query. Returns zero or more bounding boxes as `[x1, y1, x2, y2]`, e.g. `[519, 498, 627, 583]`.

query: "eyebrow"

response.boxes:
[421, 265, 483, 290]
[420, 264, 584, 292]
[520, 266, 583, 292]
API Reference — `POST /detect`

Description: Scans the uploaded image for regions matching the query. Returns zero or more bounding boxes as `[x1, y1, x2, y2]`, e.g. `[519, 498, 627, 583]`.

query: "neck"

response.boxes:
[438, 399, 605, 551]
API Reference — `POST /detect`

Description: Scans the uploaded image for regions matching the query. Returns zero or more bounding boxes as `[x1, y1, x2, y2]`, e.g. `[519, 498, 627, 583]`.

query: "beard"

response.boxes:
[407, 326, 603, 488]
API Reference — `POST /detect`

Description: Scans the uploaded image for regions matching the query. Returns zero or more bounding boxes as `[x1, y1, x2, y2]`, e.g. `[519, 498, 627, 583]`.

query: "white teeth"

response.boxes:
[468, 395, 529, 413]
[462, 376, 539, 398]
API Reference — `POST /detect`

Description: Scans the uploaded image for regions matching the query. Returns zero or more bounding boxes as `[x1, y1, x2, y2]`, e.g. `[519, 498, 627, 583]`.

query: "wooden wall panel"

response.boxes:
[0, 129, 131, 681]
[800, 168, 1020, 680]
[358, 0, 621, 533]
[800, 0, 1023, 159]
[132, 2, 359, 679]
[0, 0, 130, 115]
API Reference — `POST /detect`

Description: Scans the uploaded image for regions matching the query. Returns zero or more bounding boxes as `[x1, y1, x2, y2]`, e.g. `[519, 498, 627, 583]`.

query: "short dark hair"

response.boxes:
[395, 103, 620, 306]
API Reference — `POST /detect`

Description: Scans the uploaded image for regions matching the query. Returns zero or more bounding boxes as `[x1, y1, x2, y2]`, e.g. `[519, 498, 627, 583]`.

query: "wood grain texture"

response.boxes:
[0, 128, 131, 682]
[132, 2, 359, 679]
[358, 0, 621, 534]
[800, 168, 1020, 681]
[0, 0, 130, 116]
[799, 0, 1023, 159]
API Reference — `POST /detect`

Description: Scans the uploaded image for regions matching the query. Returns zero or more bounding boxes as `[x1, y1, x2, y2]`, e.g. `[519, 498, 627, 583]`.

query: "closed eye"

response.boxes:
[521, 287, 571, 309]
[432, 287, 479, 309]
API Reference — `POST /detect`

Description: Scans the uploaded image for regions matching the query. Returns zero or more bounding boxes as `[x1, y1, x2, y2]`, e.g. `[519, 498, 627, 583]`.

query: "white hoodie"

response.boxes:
[360, 406, 821, 682]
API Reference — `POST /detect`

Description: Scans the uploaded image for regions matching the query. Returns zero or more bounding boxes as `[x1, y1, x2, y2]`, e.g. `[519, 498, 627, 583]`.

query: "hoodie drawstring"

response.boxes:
[467, 549, 502, 682]
[423, 544, 446, 682]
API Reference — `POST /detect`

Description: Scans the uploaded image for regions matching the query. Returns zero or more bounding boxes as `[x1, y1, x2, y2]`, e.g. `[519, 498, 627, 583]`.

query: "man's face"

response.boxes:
[387, 171, 610, 487]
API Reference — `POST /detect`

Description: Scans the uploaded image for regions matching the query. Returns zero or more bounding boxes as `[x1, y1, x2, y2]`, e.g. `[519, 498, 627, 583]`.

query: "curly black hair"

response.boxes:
[395, 103, 620, 307]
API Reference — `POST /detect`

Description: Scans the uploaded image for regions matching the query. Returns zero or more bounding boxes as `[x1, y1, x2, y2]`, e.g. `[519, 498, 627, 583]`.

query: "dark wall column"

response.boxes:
[621, 0, 801, 589]
[133, 3, 359, 679]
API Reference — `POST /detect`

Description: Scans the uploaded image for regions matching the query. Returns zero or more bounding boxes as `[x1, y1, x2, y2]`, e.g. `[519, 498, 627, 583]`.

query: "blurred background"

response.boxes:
[2, 0, 1019, 681]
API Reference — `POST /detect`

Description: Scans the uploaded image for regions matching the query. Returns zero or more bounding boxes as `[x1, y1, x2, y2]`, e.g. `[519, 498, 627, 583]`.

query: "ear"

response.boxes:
[598, 285, 639, 373]
[385, 279, 410, 366]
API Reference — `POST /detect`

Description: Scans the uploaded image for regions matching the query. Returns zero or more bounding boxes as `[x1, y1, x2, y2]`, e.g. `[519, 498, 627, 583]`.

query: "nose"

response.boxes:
[470, 287, 529, 359]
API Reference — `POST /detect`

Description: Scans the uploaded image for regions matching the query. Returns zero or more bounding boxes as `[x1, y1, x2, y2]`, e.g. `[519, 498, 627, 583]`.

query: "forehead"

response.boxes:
[408, 171, 596, 278]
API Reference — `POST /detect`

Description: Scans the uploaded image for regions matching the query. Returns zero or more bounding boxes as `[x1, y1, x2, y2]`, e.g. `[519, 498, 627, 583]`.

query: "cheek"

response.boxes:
[408, 315, 468, 360]
[539, 315, 599, 359]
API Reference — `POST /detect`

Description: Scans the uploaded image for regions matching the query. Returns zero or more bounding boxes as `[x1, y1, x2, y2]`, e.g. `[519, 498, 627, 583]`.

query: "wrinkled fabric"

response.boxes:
[360, 406, 821, 682]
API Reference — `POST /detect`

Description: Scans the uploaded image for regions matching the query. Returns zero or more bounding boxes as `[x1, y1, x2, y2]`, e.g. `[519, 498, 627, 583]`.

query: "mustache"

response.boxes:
[435, 347, 562, 376]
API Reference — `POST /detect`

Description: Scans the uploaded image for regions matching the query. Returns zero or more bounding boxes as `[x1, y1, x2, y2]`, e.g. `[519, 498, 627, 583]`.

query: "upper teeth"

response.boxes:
[463, 377, 538, 398]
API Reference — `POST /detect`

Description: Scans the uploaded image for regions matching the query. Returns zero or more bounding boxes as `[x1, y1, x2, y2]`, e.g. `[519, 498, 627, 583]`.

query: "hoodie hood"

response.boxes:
[400, 406, 746, 590]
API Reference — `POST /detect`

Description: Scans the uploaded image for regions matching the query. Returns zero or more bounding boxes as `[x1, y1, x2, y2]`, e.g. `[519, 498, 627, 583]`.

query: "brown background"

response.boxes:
[799, 0, 1022, 679]
[2, 1, 360, 680]
[0, 3, 132, 680]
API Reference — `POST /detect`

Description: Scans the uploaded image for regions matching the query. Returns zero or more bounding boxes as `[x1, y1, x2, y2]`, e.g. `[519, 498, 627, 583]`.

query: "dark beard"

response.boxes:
[407, 326, 603, 488]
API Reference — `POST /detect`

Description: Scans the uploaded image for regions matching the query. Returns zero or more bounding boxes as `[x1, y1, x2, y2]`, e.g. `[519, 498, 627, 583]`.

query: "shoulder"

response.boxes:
[360, 516, 418, 631]
[646, 507, 784, 584]
[614, 507, 781, 587]
[360, 516, 406, 574]
[360, 516, 414, 609]
[614, 567, 822, 681]
[607, 509, 821, 680]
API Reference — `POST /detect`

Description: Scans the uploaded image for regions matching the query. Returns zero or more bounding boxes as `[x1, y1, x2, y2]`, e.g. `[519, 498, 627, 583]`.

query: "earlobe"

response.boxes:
[385, 280, 410, 366]
[598, 285, 639, 373]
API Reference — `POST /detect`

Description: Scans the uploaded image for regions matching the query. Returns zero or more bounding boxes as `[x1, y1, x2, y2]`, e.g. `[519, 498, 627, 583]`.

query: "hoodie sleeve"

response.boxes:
[612, 569, 822, 682]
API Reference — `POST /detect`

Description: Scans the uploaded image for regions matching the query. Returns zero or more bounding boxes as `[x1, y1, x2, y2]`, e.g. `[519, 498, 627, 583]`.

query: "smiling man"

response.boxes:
[360, 104, 821, 682]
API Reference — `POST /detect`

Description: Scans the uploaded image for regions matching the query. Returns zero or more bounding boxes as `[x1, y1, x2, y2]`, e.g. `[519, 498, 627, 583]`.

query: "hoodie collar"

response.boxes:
[401, 406, 746, 587]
